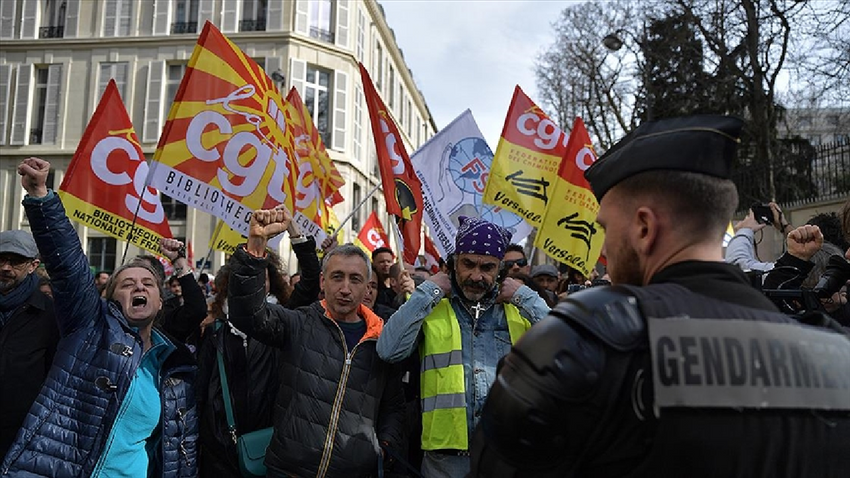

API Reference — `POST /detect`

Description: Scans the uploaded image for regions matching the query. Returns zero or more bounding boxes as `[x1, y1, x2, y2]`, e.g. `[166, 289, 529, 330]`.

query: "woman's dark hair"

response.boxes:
[211, 249, 291, 319]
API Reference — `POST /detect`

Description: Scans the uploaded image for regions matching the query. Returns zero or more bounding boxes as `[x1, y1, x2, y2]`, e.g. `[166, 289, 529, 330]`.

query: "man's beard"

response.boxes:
[610, 242, 644, 286]
[0, 275, 22, 294]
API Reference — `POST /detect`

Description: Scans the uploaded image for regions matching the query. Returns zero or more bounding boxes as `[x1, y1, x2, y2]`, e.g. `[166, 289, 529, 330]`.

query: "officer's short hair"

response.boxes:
[614, 170, 738, 239]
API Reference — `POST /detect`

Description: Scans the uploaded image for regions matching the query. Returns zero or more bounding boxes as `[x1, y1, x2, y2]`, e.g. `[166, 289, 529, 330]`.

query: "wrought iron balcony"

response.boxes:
[310, 26, 335, 43]
[171, 21, 198, 34]
[39, 25, 64, 38]
[239, 19, 266, 32]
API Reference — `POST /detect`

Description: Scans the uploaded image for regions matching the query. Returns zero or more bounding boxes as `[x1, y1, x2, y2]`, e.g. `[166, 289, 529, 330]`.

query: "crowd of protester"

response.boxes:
[2, 144, 849, 477]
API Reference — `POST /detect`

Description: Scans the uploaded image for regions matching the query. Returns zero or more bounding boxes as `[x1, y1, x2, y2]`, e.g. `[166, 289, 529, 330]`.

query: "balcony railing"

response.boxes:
[39, 25, 64, 38]
[309, 26, 335, 43]
[171, 21, 198, 34]
[239, 18, 266, 32]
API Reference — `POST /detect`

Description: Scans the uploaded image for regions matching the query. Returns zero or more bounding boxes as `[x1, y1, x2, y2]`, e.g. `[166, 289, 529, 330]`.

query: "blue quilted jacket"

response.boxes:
[1, 192, 198, 477]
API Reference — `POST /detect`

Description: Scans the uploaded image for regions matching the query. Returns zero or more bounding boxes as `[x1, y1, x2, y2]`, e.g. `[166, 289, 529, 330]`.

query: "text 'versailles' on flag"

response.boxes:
[58, 79, 173, 256]
[534, 117, 603, 277]
[148, 21, 299, 242]
[482, 85, 570, 227]
[358, 62, 423, 264]
[354, 211, 390, 254]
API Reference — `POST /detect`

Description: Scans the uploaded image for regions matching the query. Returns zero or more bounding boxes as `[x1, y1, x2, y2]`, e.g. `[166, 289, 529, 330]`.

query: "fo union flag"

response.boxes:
[354, 211, 390, 254]
[148, 21, 299, 238]
[58, 80, 173, 255]
[533, 117, 603, 277]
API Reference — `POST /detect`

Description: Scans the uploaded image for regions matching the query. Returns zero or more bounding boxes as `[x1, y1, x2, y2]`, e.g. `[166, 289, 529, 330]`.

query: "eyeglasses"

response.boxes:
[0, 254, 33, 268]
[503, 258, 528, 268]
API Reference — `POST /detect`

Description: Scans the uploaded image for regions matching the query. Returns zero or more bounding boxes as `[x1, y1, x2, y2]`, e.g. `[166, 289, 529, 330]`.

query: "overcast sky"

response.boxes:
[379, 0, 568, 147]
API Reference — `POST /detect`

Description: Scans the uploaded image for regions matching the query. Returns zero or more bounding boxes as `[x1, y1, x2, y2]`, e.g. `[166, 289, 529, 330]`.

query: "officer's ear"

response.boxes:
[634, 206, 660, 255]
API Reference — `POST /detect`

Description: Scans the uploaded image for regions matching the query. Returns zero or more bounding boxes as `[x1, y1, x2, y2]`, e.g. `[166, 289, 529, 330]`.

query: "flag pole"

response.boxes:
[335, 183, 380, 233]
[197, 222, 223, 277]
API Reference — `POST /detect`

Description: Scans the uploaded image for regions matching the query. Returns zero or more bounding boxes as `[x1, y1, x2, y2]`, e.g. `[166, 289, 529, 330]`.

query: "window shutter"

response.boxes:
[353, 84, 362, 162]
[0, 64, 13, 145]
[103, 0, 117, 36]
[332, 70, 347, 152]
[289, 58, 306, 98]
[220, 0, 238, 33]
[42, 64, 63, 145]
[335, 0, 349, 49]
[0, 0, 16, 39]
[152, 0, 170, 35]
[355, 8, 365, 62]
[20, 0, 37, 39]
[294, 0, 308, 35]
[10, 64, 32, 145]
[117, 0, 131, 36]
[99, 62, 128, 100]
[267, 0, 283, 32]
[198, 0, 215, 27]
[264, 56, 282, 81]
[143, 60, 165, 143]
[64, 0, 80, 37]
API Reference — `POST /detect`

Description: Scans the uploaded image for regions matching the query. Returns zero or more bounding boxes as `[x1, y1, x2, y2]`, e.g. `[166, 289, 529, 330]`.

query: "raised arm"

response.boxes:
[285, 219, 320, 309]
[18, 157, 102, 336]
[376, 272, 451, 363]
[228, 205, 299, 347]
[158, 238, 207, 341]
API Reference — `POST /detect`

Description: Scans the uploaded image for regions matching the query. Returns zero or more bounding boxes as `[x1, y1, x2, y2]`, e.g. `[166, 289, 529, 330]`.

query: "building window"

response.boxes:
[835, 134, 849, 145]
[99, 62, 128, 99]
[46, 169, 56, 190]
[87, 237, 117, 273]
[40, 0, 66, 38]
[165, 62, 187, 112]
[353, 85, 363, 162]
[371, 197, 379, 219]
[407, 100, 413, 138]
[388, 66, 395, 109]
[30, 67, 49, 144]
[103, 0, 131, 37]
[240, 0, 267, 31]
[172, 0, 199, 34]
[356, 9, 366, 62]
[304, 65, 331, 146]
[373, 43, 383, 89]
[308, 0, 334, 42]
[352, 183, 362, 232]
[160, 193, 187, 220]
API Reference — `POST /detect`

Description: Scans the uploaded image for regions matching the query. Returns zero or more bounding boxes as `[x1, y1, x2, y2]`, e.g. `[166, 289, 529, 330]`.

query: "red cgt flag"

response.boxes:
[57, 80, 173, 256]
[355, 211, 391, 254]
[358, 62, 422, 264]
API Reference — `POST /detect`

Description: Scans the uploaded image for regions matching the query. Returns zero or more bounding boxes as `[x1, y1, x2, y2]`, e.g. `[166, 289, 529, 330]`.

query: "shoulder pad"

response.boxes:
[549, 286, 646, 352]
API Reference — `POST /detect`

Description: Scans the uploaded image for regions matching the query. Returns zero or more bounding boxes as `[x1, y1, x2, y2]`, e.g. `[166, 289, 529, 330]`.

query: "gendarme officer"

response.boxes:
[469, 115, 850, 478]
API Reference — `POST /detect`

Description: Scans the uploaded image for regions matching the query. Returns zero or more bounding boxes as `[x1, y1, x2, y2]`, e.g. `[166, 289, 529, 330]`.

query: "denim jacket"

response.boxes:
[376, 279, 550, 441]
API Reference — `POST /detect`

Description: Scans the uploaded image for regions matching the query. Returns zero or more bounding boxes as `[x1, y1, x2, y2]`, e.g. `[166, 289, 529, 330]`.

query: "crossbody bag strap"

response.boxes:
[215, 319, 238, 444]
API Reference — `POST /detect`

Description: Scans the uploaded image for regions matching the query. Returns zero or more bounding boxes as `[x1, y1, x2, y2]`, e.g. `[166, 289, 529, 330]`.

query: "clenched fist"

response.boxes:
[250, 206, 292, 240]
[786, 224, 823, 262]
[246, 205, 292, 257]
[18, 157, 50, 198]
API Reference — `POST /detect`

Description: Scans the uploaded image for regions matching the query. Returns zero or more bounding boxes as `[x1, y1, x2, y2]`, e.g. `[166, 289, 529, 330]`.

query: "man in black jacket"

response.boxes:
[228, 205, 406, 478]
[0, 230, 58, 459]
[470, 115, 850, 478]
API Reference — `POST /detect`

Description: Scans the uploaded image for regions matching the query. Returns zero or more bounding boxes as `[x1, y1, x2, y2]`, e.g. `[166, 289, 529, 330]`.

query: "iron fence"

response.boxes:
[732, 139, 850, 213]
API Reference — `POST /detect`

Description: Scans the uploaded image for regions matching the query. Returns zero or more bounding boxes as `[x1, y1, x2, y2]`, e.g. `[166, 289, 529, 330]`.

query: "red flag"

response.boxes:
[58, 80, 173, 255]
[422, 235, 442, 274]
[354, 211, 391, 254]
[358, 62, 423, 264]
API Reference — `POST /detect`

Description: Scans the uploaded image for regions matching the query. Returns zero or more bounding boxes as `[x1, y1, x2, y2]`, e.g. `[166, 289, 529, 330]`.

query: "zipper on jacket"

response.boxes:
[315, 320, 374, 478]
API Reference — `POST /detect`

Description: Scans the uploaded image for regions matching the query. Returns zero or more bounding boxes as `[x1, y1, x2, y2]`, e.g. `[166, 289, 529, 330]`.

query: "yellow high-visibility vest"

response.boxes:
[419, 299, 530, 450]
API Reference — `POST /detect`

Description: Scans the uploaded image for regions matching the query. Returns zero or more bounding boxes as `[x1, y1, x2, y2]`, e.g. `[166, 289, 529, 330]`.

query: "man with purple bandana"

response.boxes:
[377, 216, 550, 477]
